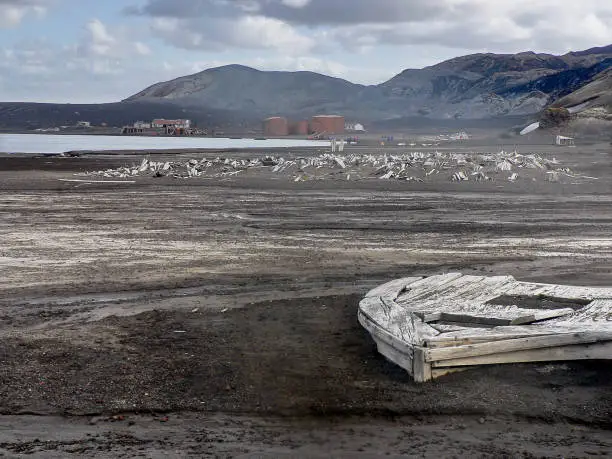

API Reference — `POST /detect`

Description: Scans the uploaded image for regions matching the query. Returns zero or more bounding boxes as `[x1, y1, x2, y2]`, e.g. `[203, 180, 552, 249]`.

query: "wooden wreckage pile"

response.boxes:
[359, 273, 612, 382]
[85, 151, 587, 183]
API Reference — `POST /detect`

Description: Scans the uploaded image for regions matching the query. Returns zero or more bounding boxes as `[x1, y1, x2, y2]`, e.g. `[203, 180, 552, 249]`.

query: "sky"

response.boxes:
[1, 0, 612, 103]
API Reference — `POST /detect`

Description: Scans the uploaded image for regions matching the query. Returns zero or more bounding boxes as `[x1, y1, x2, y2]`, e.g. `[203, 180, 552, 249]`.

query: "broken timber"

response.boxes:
[358, 273, 612, 382]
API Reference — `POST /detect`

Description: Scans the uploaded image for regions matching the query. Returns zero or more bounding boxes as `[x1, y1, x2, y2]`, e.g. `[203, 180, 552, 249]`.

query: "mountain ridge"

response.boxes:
[125, 45, 612, 120]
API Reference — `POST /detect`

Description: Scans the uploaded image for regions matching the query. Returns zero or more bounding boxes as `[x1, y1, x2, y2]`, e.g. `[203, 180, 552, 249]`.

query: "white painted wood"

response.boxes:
[430, 367, 474, 379]
[431, 341, 612, 368]
[359, 296, 440, 346]
[425, 332, 556, 348]
[510, 308, 575, 325]
[393, 273, 464, 304]
[359, 273, 612, 382]
[428, 323, 473, 334]
[425, 331, 612, 362]
[413, 347, 432, 382]
[358, 310, 415, 376]
[365, 277, 423, 300]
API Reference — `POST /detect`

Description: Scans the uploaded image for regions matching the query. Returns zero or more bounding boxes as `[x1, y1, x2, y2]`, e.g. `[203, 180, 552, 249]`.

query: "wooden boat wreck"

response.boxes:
[358, 273, 612, 382]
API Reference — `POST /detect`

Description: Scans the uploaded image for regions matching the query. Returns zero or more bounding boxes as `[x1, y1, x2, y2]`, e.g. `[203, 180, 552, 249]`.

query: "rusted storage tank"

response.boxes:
[310, 115, 345, 135]
[263, 117, 289, 136]
[289, 120, 309, 135]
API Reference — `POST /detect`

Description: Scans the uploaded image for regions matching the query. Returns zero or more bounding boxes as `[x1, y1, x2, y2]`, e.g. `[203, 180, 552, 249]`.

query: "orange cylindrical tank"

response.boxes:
[289, 120, 309, 135]
[263, 117, 289, 136]
[310, 115, 345, 135]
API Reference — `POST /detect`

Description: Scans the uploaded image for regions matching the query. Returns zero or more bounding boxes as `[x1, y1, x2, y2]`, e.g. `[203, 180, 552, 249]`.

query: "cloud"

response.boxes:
[132, 0, 612, 54]
[323, 1, 612, 53]
[280, 0, 310, 7]
[80, 19, 151, 58]
[0, 0, 51, 27]
[150, 14, 314, 53]
[0, 19, 162, 102]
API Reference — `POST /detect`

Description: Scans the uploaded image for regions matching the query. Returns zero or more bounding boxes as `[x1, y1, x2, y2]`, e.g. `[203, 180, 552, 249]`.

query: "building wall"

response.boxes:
[152, 119, 190, 128]
[263, 117, 289, 136]
[310, 115, 345, 135]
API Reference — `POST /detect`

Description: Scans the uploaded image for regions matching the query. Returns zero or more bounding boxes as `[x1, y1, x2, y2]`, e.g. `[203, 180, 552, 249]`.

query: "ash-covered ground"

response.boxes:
[0, 142, 611, 458]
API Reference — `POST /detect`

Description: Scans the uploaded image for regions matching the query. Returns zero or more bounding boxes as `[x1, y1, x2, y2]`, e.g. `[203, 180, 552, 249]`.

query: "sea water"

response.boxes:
[0, 133, 328, 154]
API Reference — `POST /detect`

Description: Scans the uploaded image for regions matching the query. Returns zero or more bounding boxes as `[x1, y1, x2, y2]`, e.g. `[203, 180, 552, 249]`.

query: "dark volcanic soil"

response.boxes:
[0, 143, 611, 457]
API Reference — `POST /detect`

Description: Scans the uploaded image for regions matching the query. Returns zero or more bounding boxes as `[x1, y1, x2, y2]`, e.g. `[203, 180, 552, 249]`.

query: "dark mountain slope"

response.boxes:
[0, 101, 254, 130]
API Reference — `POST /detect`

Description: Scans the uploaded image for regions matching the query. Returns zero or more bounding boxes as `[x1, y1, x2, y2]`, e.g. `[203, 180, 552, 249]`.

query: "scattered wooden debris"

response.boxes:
[59, 179, 136, 184]
[359, 273, 612, 382]
[84, 151, 587, 184]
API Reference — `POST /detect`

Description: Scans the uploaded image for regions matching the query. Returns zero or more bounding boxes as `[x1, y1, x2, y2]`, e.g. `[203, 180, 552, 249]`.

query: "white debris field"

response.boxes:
[84, 150, 596, 184]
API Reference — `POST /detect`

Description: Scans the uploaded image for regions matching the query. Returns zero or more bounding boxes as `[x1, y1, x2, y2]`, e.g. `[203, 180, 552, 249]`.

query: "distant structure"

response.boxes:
[122, 118, 205, 136]
[449, 131, 470, 141]
[345, 122, 365, 132]
[261, 114, 346, 137]
[310, 115, 345, 135]
[133, 121, 151, 129]
[289, 120, 309, 136]
[76, 121, 91, 128]
[555, 135, 575, 146]
[152, 119, 191, 129]
[263, 117, 289, 136]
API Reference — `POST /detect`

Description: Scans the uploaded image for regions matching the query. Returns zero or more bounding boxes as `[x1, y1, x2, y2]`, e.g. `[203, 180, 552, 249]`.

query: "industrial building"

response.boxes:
[263, 117, 289, 136]
[122, 118, 205, 136]
[261, 114, 346, 137]
[151, 119, 191, 129]
[310, 115, 345, 135]
[289, 120, 309, 136]
[133, 121, 151, 129]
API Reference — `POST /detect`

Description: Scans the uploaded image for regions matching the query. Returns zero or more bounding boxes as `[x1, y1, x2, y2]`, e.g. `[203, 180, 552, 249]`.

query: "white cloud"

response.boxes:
[150, 14, 314, 53]
[79, 19, 155, 59]
[0, 18, 170, 102]
[135, 41, 152, 55]
[135, 0, 612, 55]
[0, 0, 50, 28]
[280, 0, 310, 8]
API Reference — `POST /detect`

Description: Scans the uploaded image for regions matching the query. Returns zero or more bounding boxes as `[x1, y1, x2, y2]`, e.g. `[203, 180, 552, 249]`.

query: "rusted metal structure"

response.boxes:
[310, 115, 345, 135]
[289, 120, 309, 136]
[263, 117, 289, 137]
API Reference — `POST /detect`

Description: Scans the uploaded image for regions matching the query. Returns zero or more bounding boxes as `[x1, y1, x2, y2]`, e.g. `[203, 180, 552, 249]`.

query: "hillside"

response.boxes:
[0, 101, 255, 131]
[125, 65, 363, 119]
[553, 67, 612, 111]
[551, 67, 612, 137]
[125, 46, 612, 120]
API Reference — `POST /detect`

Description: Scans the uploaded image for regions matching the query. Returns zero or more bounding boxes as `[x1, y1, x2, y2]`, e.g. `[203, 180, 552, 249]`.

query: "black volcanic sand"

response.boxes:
[0, 143, 612, 457]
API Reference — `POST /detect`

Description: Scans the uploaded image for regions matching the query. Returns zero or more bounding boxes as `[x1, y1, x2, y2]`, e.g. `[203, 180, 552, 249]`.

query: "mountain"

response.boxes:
[125, 46, 612, 120]
[2, 45, 611, 130]
[552, 67, 612, 111]
[549, 67, 612, 136]
[376, 50, 612, 119]
[125, 64, 364, 118]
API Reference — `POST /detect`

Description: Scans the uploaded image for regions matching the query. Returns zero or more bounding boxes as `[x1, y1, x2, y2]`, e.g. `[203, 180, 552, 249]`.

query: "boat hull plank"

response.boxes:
[359, 273, 612, 382]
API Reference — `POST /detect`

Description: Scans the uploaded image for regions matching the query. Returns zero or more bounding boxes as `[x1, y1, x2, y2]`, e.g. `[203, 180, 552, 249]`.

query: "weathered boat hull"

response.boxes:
[359, 274, 612, 382]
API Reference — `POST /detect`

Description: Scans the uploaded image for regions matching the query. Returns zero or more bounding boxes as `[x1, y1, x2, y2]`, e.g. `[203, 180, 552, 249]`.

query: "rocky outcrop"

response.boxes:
[552, 67, 612, 112]
[546, 68, 612, 137]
